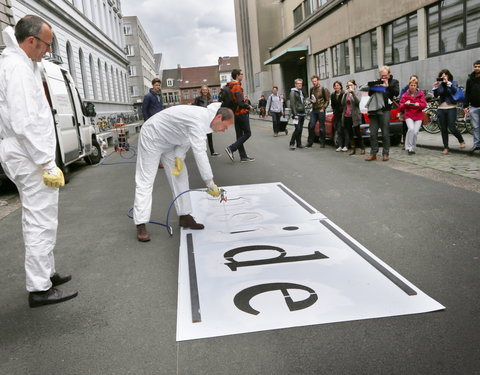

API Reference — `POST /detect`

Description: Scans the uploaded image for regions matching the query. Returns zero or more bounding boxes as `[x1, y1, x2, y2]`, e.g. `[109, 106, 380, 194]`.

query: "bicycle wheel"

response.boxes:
[455, 107, 467, 134]
[422, 109, 440, 134]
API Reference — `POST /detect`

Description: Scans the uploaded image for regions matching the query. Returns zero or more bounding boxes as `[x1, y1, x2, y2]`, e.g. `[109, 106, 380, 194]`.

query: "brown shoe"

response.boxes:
[382, 155, 389, 161]
[136, 224, 151, 242]
[365, 155, 377, 161]
[179, 214, 204, 230]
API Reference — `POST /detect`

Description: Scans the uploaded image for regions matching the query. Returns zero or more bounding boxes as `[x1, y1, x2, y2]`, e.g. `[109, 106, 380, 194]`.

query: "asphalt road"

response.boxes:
[0, 119, 479, 375]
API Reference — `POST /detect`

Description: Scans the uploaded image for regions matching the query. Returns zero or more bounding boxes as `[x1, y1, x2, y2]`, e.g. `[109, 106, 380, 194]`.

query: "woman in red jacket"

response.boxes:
[399, 78, 426, 154]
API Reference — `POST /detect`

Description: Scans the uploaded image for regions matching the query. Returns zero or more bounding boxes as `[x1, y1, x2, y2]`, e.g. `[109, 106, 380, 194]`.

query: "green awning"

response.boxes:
[264, 46, 308, 65]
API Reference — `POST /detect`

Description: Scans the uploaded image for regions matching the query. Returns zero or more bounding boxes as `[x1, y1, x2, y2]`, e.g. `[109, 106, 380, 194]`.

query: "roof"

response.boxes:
[161, 67, 182, 89]
[218, 56, 239, 72]
[179, 65, 220, 88]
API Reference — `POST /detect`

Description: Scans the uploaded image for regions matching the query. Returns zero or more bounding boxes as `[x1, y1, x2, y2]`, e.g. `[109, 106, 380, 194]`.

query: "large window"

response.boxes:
[128, 65, 136, 76]
[354, 29, 377, 72]
[129, 86, 139, 97]
[384, 13, 418, 65]
[167, 78, 174, 87]
[317, 0, 330, 7]
[125, 45, 134, 56]
[428, 0, 480, 56]
[183, 91, 190, 100]
[314, 50, 328, 80]
[123, 24, 132, 35]
[293, 5, 303, 26]
[303, 0, 313, 17]
[332, 41, 349, 77]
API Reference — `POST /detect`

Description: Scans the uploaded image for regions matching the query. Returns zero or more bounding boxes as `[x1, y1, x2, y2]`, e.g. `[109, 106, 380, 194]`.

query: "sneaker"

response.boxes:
[225, 147, 234, 162]
[240, 156, 255, 162]
[336, 147, 342, 152]
[211, 152, 221, 157]
[289, 145, 296, 150]
[341, 147, 348, 152]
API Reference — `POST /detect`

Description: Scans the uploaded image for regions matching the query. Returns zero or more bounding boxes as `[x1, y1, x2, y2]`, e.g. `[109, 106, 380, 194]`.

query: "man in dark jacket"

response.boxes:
[365, 66, 399, 162]
[142, 78, 164, 121]
[465, 60, 480, 153]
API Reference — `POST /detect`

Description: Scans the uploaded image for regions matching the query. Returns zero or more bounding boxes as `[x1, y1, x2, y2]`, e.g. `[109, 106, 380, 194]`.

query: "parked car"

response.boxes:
[0, 58, 101, 184]
[323, 93, 403, 146]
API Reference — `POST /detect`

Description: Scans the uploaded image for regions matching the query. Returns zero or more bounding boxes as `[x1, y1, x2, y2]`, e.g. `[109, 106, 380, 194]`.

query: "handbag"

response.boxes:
[451, 87, 465, 103]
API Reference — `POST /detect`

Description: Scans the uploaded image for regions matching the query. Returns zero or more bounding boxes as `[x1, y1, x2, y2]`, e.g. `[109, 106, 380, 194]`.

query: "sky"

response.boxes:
[120, 0, 239, 69]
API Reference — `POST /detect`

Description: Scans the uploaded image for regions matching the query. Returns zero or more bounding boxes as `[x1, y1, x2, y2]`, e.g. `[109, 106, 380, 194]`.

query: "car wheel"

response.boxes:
[85, 139, 102, 165]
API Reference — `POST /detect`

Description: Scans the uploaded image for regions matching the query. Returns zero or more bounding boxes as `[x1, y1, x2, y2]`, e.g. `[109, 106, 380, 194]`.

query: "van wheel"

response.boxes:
[85, 139, 102, 165]
[55, 148, 70, 184]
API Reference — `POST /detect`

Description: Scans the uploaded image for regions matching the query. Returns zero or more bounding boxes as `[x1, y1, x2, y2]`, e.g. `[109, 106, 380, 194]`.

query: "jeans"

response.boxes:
[271, 111, 281, 134]
[470, 106, 480, 148]
[290, 115, 305, 146]
[335, 115, 348, 148]
[405, 118, 422, 151]
[437, 107, 464, 149]
[229, 113, 251, 159]
[308, 110, 326, 145]
[368, 111, 391, 156]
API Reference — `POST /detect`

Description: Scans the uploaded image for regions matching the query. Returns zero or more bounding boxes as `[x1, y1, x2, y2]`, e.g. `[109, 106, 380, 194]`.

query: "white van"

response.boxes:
[0, 58, 101, 183]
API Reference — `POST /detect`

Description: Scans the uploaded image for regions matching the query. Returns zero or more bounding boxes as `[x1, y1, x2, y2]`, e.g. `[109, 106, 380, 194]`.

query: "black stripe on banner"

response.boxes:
[186, 233, 202, 322]
[320, 220, 417, 296]
[277, 184, 317, 214]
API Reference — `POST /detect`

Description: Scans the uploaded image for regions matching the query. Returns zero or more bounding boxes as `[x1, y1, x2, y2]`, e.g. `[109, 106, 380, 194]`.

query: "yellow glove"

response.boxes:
[207, 183, 220, 197]
[42, 167, 65, 188]
[171, 157, 183, 176]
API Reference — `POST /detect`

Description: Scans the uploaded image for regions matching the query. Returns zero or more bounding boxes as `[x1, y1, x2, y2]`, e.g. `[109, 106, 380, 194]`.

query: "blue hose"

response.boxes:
[100, 144, 137, 165]
[127, 189, 204, 237]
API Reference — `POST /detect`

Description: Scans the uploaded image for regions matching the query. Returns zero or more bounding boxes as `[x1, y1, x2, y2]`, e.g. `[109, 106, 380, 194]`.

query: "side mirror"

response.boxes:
[84, 102, 96, 117]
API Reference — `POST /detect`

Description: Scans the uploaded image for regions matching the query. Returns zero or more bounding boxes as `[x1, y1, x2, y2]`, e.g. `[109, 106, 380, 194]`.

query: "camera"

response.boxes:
[436, 78, 444, 82]
[368, 79, 384, 86]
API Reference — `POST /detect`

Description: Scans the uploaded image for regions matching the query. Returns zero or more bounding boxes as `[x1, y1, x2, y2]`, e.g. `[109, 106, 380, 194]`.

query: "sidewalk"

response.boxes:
[251, 114, 477, 155]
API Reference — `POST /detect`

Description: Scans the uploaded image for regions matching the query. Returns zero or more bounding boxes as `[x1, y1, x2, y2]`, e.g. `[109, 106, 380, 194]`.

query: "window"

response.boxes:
[163, 93, 168, 104]
[192, 89, 198, 98]
[294, 5, 303, 26]
[174, 92, 179, 103]
[221, 74, 228, 83]
[303, 0, 313, 17]
[212, 88, 218, 97]
[354, 29, 377, 71]
[128, 65, 137, 76]
[317, 0, 329, 7]
[129, 86, 139, 97]
[332, 41, 349, 77]
[167, 78, 174, 87]
[183, 91, 190, 100]
[427, 0, 480, 56]
[125, 45, 134, 56]
[314, 50, 328, 79]
[123, 24, 132, 35]
[384, 13, 418, 65]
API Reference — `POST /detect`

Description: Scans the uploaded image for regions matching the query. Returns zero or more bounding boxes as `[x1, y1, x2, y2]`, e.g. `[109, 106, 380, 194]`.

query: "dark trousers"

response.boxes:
[437, 107, 464, 149]
[207, 133, 215, 154]
[344, 117, 365, 149]
[229, 113, 251, 159]
[290, 116, 305, 146]
[271, 112, 281, 134]
[368, 111, 391, 156]
[335, 115, 348, 148]
[307, 110, 326, 145]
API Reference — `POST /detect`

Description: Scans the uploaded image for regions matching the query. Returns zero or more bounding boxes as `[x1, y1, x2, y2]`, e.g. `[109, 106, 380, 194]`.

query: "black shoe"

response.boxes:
[240, 156, 255, 162]
[225, 147, 234, 162]
[50, 272, 72, 287]
[305, 144, 313, 148]
[29, 287, 78, 308]
[297, 144, 305, 149]
[469, 146, 480, 155]
[408, 151, 416, 155]
[320, 144, 326, 148]
[179, 214, 204, 229]
[211, 152, 221, 157]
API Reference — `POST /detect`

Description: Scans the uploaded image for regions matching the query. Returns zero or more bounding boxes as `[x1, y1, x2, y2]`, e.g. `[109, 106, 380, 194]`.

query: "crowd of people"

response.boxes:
[258, 61, 480, 158]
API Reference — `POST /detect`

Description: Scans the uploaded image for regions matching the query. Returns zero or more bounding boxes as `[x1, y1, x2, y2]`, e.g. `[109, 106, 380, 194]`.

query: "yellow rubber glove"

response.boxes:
[171, 157, 183, 176]
[207, 183, 220, 197]
[42, 167, 65, 188]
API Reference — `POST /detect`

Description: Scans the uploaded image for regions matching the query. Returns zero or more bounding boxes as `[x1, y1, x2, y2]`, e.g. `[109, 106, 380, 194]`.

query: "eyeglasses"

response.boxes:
[33, 36, 52, 49]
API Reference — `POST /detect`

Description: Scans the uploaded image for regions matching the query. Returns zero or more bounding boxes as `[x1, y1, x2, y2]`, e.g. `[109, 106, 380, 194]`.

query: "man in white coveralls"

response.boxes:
[134, 102, 234, 242]
[0, 16, 78, 307]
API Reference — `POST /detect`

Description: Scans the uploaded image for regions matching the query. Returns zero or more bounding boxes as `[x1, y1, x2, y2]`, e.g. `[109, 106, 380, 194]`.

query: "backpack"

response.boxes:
[219, 84, 236, 110]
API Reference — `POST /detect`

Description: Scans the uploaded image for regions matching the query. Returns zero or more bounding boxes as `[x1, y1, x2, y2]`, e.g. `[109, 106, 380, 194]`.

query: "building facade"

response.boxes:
[0, 0, 14, 49]
[179, 65, 220, 104]
[219, 56, 240, 85]
[235, 0, 480, 103]
[123, 15, 156, 113]
[8, 0, 131, 116]
[162, 65, 182, 108]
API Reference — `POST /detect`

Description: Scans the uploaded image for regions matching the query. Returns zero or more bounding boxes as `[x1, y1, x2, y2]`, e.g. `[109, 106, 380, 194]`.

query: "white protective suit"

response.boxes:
[0, 27, 58, 292]
[133, 103, 220, 224]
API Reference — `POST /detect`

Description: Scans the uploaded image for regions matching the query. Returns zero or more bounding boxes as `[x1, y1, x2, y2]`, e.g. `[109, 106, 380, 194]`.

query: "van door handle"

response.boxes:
[72, 116, 76, 127]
